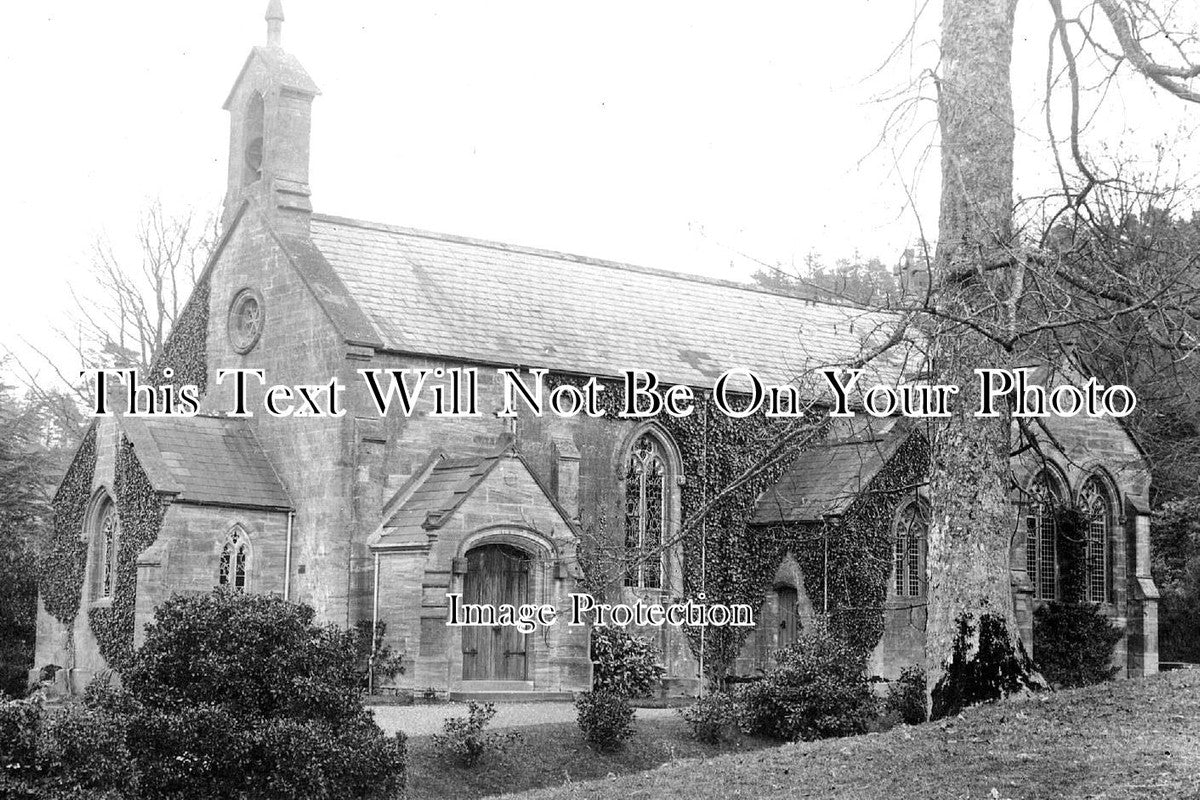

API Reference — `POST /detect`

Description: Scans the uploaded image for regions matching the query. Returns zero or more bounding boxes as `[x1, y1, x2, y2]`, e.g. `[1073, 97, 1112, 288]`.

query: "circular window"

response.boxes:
[228, 288, 265, 354]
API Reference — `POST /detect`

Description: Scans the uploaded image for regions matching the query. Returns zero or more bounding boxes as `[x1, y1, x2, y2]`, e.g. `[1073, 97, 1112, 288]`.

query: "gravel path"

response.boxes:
[369, 702, 676, 737]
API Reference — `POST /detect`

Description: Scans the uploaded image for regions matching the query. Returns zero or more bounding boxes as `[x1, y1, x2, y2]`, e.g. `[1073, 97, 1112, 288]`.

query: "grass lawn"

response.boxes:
[404, 714, 776, 800]
[506, 670, 1200, 800]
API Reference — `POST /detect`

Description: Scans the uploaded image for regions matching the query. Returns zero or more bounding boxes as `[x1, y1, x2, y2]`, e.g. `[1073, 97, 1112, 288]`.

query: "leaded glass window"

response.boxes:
[1026, 471, 1062, 600]
[219, 528, 250, 591]
[893, 500, 927, 597]
[99, 506, 118, 598]
[1079, 477, 1112, 604]
[623, 434, 666, 589]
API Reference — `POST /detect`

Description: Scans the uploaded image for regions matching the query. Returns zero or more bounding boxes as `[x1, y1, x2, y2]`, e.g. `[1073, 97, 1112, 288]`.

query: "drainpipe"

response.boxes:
[283, 511, 294, 601]
[821, 514, 841, 613]
[369, 552, 380, 695]
[698, 401, 709, 699]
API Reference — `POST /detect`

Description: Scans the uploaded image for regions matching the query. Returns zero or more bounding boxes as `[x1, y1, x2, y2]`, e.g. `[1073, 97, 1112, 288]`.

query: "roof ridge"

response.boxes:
[310, 212, 878, 313]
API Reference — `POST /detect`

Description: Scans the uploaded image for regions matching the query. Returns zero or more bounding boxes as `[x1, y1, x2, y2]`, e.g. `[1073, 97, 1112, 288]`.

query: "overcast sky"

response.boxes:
[1, 1, 1195, 383]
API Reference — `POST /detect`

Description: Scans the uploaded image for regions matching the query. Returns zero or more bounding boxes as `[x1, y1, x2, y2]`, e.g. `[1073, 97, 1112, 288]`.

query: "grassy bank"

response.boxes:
[404, 714, 775, 800]
[511, 670, 1200, 800]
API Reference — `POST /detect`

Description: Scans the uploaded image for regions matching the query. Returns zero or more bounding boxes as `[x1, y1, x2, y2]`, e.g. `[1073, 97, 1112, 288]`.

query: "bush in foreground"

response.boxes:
[679, 691, 737, 743]
[0, 698, 135, 800]
[576, 690, 635, 750]
[119, 589, 407, 799]
[1033, 602, 1122, 688]
[4, 589, 407, 800]
[735, 621, 875, 742]
[885, 665, 928, 725]
[431, 701, 520, 767]
[590, 627, 665, 698]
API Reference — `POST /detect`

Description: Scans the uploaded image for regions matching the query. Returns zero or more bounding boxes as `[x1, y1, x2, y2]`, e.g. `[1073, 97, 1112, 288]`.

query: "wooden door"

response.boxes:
[776, 586, 799, 648]
[461, 544, 530, 681]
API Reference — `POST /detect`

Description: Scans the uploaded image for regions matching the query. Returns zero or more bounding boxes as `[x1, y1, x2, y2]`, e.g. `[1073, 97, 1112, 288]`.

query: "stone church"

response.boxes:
[34, 4, 1158, 698]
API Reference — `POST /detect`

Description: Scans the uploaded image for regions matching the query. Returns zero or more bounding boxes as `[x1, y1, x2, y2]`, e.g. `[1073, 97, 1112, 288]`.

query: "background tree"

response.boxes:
[7, 201, 216, 430]
[0, 375, 55, 696]
[920, 0, 1200, 714]
[0, 202, 215, 691]
[70, 201, 216, 373]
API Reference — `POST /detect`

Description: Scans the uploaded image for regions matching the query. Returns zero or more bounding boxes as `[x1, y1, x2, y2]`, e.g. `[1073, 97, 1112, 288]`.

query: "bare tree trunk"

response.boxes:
[925, 0, 1042, 718]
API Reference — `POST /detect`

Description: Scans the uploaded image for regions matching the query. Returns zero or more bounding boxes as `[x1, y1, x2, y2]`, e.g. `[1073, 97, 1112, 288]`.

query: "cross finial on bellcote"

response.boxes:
[265, 0, 285, 47]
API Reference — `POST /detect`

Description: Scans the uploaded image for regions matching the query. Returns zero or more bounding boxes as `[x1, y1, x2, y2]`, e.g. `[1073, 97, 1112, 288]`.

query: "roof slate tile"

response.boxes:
[309, 215, 909, 388]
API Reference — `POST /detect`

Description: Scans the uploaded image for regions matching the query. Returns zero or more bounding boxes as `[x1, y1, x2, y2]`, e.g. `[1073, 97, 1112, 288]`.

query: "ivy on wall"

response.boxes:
[148, 278, 210, 397]
[88, 435, 168, 669]
[659, 396, 817, 678]
[787, 430, 930, 660]
[673, 411, 930, 676]
[39, 425, 98, 626]
[549, 371, 932, 679]
[41, 278, 206, 667]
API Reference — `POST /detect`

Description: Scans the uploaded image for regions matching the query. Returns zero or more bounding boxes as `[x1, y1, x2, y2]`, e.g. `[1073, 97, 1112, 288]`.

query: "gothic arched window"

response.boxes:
[95, 502, 119, 600]
[893, 500, 928, 598]
[623, 433, 668, 590]
[219, 527, 251, 591]
[1079, 476, 1113, 604]
[1026, 470, 1064, 600]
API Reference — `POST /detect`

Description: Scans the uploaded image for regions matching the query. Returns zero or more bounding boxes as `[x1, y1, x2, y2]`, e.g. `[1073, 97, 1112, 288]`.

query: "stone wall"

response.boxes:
[200, 214, 355, 626]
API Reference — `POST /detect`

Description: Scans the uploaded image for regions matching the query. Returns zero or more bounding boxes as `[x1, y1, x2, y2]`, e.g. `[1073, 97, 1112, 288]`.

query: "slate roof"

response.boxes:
[307, 214, 910, 389]
[372, 446, 579, 548]
[382, 452, 502, 533]
[752, 417, 910, 524]
[120, 415, 292, 511]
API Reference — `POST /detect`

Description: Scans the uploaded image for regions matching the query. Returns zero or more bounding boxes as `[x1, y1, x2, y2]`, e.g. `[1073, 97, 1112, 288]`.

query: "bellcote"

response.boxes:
[221, 1, 320, 234]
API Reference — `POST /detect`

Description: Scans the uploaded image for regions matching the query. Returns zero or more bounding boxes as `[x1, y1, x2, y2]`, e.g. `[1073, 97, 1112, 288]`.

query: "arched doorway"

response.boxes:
[776, 585, 800, 648]
[461, 543, 531, 681]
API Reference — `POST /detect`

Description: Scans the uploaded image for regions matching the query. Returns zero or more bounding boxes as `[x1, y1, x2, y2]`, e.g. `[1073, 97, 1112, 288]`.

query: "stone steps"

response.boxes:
[449, 689, 576, 703]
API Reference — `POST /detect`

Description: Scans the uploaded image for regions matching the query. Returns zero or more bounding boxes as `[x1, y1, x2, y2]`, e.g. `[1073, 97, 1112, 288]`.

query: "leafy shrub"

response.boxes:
[734, 620, 875, 741]
[0, 697, 134, 800]
[248, 712, 408, 799]
[38, 704, 136, 799]
[679, 691, 737, 743]
[885, 665, 927, 725]
[431, 701, 520, 767]
[1033, 602, 1122, 688]
[0, 698, 43, 792]
[124, 588, 362, 723]
[119, 589, 406, 799]
[353, 620, 405, 689]
[590, 627, 664, 698]
[575, 690, 635, 750]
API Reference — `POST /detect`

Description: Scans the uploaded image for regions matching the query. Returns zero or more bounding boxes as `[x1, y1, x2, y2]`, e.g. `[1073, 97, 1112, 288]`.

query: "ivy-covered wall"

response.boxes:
[148, 278, 210, 396]
[659, 397, 820, 677]
[786, 430, 930, 660]
[678, 415, 930, 675]
[39, 425, 97, 626]
[40, 277, 207, 671]
[88, 436, 168, 669]
[550, 368, 932, 679]
[541, 374, 834, 677]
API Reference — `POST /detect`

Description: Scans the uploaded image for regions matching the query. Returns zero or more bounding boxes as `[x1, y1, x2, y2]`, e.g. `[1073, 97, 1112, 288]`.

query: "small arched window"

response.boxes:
[1079, 476, 1113, 604]
[623, 433, 668, 590]
[1026, 470, 1064, 600]
[893, 500, 928, 598]
[242, 92, 265, 186]
[219, 527, 251, 591]
[96, 503, 120, 599]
